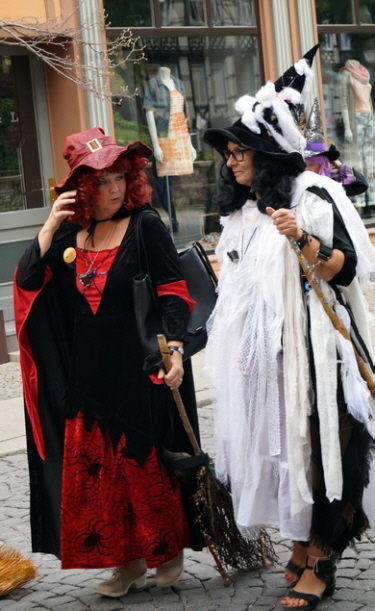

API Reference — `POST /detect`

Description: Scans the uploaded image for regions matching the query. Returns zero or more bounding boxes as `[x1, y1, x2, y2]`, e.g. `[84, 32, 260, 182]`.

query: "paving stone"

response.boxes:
[333, 587, 366, 601]
[2, 356, 375, 610]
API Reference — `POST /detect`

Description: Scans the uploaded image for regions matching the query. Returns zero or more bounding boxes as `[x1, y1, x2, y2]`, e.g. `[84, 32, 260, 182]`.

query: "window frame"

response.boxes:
[106, 0, 260, 37]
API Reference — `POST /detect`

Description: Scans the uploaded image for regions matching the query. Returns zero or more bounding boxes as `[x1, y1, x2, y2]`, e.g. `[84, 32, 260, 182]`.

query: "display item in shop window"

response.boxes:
[303, 98, 368, 199]
[14, 126, 205, 597]
[337, 59, 374, 208]
[150, 156, 179, 233]
[143, 67, 197, 232]
[204, 43, 375, 610]
[143, 66, 196, 175]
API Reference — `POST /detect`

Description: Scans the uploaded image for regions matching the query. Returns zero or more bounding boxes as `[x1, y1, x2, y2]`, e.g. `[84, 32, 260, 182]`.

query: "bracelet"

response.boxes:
[296, 229, 310, 250]
[168, 345, 184, 356]
[309, 260, 322, 274]
[315, 244, 333, 262]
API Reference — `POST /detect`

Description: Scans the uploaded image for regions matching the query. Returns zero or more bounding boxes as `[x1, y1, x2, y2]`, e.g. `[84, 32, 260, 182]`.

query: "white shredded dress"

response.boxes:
[205, 171, 375, 546]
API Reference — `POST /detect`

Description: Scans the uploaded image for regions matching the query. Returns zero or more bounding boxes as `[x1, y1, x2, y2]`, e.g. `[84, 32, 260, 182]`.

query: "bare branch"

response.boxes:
[0, 2, 145, 102]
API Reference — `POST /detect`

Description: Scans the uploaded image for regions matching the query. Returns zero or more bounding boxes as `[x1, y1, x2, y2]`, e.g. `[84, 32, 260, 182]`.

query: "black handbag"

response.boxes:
[133, 210, 218, 369]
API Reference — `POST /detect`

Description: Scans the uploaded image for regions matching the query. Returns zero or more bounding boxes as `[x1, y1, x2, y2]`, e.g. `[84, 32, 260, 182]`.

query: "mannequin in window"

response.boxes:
[338, 59, 374, 208]
[143, 66, 197, 232]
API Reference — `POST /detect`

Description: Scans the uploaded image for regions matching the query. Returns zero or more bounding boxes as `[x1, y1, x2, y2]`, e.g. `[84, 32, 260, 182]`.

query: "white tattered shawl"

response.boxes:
[206, 172, 374, 530]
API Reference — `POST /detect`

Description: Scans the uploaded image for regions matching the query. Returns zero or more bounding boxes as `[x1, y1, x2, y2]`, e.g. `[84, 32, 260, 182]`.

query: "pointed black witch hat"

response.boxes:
[273, 43, 320, 129]
[204, 44, 320, 165]
[274, 43, 320, 96]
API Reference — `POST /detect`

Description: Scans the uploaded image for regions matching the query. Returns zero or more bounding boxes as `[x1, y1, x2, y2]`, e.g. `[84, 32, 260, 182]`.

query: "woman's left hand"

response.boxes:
[158, 353, 184, 390]
[266, 207, 302, 241]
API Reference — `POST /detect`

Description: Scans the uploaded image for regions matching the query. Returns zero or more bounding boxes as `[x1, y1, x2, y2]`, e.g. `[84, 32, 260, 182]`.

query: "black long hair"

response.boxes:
[212, 151, 302, 216]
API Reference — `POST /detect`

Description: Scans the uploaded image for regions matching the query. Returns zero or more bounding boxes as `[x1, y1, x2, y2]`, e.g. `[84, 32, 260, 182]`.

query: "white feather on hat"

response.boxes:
[234, 45, 319, 156]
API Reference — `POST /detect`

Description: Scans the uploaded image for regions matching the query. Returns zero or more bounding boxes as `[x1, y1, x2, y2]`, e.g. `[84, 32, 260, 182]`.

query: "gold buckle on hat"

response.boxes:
[86, 138, 102, 153]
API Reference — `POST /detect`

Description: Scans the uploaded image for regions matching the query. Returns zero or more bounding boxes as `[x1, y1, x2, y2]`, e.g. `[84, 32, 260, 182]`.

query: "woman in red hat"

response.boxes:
[14, 127, 202, 596]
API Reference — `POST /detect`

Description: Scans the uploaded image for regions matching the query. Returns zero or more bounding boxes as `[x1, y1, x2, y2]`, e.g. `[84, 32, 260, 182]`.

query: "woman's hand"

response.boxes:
[46, 191, 77, 232]
[266, 207, 303, 241]
[265, 207, 345, 282]
[38, 191, 77, 256]
[158, 352, 184, 390]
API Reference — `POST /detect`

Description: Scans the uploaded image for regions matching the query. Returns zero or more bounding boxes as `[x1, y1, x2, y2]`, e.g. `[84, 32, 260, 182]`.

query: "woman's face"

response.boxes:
[93, 171, 127, 219]
[304, 159, 320, 174]
[225, 141, 255, 186]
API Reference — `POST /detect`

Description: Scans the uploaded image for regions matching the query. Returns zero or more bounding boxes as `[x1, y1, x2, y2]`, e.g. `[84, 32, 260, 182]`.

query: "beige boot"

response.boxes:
[97, 563, 147, 598]
[155, 550, 184, 587]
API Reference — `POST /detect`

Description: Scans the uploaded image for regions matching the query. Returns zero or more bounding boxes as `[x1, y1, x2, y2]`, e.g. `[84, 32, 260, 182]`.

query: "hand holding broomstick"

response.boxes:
[287, 235, 375, 397]
[266, 205, 375, 397]
[157, 334, 277, 584]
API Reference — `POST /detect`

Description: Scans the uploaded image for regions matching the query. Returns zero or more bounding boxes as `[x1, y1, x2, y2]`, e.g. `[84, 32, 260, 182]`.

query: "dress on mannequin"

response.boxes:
[143, 67, 197, 232]
[338, 59, 374, 208]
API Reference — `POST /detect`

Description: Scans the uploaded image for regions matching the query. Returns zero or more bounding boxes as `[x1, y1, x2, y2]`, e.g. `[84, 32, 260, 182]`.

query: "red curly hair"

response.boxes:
[67, 153, 152, 227]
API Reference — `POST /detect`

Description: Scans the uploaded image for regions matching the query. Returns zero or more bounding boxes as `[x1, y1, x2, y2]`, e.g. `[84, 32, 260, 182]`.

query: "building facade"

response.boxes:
[0, 0, 374, 331]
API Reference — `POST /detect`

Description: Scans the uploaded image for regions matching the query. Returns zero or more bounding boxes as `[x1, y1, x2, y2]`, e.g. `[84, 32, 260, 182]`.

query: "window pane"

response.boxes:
[315, 0, 353, 24]
[319, 32, 375, 221]
[159, 0, 206, 27]
[109, 35, 261, 249]
[360, 0, 375, 24]
[104, 0, 152, 27]
[0, 58, 23, 211]
[212, 0, 256, 26]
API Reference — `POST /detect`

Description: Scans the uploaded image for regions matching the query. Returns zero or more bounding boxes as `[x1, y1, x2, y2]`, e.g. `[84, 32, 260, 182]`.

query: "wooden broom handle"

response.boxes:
[288, 235, 375, 397]
[157, 334, 202, 456]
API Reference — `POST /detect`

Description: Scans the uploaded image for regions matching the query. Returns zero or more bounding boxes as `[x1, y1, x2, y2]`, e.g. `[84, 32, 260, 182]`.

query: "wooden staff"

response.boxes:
[157, 334, 201, 456]
[288, 235, 375, 397]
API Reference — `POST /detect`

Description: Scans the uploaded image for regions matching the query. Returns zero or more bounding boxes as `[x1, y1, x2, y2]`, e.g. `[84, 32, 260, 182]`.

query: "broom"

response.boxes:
[157, 334, 277, 584]
[287, 235, 375, 397]
[0, 544, 38, 597]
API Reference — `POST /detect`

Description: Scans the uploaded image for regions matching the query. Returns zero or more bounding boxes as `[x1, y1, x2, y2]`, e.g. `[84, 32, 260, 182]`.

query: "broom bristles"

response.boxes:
[0, 545, 38, 597]
[194, 466, 277, 571]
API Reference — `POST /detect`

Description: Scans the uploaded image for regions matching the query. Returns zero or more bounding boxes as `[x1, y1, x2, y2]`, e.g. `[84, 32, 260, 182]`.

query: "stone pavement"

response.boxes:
[1, 346, 375, 609]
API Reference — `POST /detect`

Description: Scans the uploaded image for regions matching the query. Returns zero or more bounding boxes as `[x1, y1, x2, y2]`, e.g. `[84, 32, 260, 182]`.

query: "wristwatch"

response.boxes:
[315, 244, 333, 262]
[168, 345, 184, 356]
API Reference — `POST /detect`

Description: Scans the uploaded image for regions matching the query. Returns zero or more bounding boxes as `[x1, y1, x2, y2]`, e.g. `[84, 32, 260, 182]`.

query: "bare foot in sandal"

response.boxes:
[285, 541, 309, 586]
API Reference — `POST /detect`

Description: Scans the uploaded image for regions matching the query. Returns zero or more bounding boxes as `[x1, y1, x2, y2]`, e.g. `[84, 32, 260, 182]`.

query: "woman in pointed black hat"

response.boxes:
[204, 47, 375, 610]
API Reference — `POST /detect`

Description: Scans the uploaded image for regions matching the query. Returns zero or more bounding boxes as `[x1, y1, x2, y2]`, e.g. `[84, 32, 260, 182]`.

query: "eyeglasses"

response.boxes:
[222, 148, 249, 162]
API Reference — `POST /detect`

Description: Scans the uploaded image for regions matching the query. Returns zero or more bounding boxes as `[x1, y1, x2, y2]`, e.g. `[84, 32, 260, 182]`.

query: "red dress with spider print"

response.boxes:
[60, 253, 190, 569]
[61, 415, 190, 569]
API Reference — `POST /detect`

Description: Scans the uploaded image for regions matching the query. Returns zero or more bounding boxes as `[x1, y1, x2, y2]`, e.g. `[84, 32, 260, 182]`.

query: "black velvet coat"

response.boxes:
[15, 206, 201, 558]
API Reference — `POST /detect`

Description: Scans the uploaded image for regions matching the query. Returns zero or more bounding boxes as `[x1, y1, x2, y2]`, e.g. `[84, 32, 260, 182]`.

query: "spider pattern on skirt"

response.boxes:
[60, 412, 191, 570]
[74, 519, 115, 556]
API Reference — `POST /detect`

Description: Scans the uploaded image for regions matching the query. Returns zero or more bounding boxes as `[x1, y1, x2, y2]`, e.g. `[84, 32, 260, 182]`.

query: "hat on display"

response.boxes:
[55, 127, 153, 194]
[304, 98, 340, 161]
[203, 44, 320, 171]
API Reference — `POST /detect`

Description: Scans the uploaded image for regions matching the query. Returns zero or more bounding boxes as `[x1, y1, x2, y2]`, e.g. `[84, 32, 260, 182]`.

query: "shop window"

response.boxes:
[360, 0, 375, 24]
[211, 0, 256, 26]
[316, 0, 375, 25]
[0, 56, 43, 212]
[319, 32, 375, 220]
[316, 0, 353, 24]
[104, 0, 152, 27]
[110, 35, 261, 249]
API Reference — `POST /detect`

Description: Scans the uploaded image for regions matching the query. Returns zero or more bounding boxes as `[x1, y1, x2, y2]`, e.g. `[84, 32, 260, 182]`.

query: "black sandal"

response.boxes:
[285, 541, 309, 587]
[284, 560, 304, 587]
[282, 555, 337, 610]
